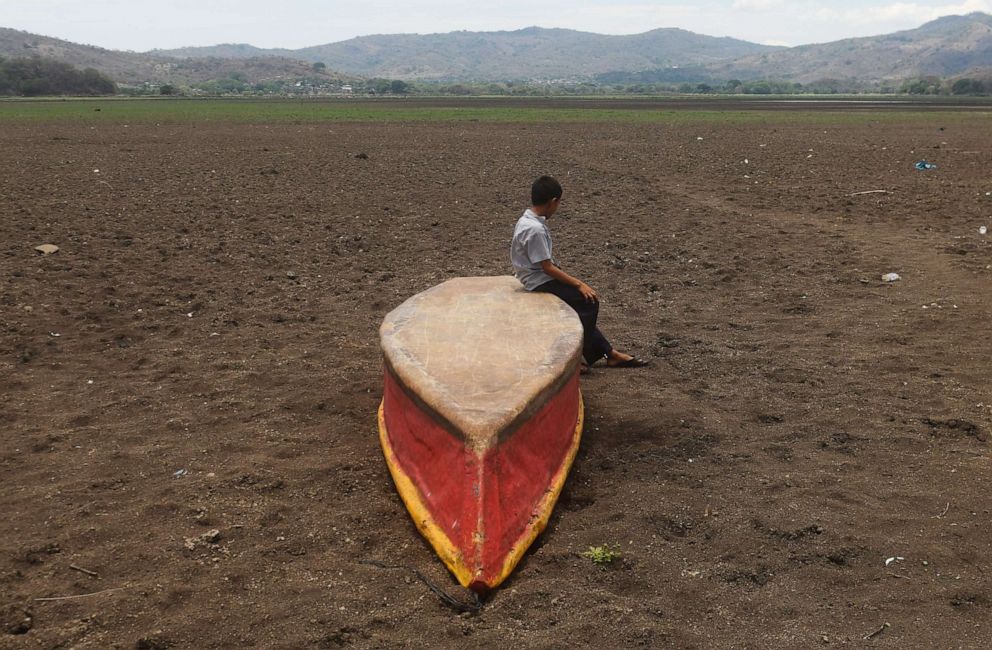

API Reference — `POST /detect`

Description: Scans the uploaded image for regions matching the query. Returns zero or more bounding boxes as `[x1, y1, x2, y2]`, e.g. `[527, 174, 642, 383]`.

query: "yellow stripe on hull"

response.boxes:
[377, 393, 584, 590]
[378, 402, 475, 587]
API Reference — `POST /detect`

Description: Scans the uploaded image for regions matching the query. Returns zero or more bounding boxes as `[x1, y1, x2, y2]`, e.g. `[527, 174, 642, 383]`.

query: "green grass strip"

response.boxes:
[0, 97, 989, 125]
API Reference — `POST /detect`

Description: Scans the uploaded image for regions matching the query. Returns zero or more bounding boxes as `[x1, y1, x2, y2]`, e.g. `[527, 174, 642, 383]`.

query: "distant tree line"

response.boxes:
[135, 73, 413, 97]
[408, 75, 992, 97]
[0, 56, 116, 96]
[0, 53, 989, 100]
[101, 71, 992, 98]
[899, 75, 992, 95]
[147, 73, 992, 97]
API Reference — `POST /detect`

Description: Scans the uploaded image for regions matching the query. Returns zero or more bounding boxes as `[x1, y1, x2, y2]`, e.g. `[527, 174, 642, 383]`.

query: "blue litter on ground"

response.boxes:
[915, 160, 937, 170]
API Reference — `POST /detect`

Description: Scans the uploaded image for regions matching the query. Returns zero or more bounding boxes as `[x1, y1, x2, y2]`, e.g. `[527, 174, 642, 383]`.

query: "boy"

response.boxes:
[511, 175, 649, 372]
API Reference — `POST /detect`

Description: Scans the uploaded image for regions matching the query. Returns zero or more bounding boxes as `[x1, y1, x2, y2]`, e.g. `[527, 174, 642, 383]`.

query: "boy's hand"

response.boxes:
[577, 282, 599, 303]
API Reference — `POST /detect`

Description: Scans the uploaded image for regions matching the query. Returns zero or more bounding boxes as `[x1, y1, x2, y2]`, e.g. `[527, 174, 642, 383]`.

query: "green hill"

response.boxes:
[706, 12, 992, 83]
[154, 27, 778, 81]
[0, 28, 352, 86]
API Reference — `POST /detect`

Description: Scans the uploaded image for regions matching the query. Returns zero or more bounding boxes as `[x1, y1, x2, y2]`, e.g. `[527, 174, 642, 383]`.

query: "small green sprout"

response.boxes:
[581, 544, 622, 566]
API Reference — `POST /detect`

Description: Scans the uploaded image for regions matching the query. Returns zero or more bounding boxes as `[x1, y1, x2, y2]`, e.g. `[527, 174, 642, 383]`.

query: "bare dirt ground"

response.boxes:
[1, 107, 991, 649]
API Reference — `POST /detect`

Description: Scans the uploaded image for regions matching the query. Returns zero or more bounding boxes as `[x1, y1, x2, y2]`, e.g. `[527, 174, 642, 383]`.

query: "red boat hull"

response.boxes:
[379, 366, 583, 592]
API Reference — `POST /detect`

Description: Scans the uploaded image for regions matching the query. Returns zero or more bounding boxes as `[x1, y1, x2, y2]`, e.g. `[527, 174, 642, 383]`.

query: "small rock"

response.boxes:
[136, 635, 170, 650]
[0, 604, 32, 635]
[286, 271, 298, 280]
[200, 529, 221, 544]
[34, 244, 60, 255]
[354, 152, 369, 159]
[881, 273, 901, 282]
[980, 226, 987, 235]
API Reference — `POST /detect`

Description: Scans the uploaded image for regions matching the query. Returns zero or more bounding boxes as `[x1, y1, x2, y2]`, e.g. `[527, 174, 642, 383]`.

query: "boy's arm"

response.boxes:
[540, 260, 599, 303]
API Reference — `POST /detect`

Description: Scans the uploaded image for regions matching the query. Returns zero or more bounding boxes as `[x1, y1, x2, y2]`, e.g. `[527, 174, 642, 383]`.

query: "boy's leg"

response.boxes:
[534, 280, 613, 365]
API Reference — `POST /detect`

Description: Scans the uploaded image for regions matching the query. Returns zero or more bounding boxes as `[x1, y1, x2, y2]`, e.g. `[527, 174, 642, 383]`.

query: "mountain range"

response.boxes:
[714, 12, 992, 83]
[150, 27, 776, 81]
[2, 12, 992, 87]
[0, 27, 352, 86]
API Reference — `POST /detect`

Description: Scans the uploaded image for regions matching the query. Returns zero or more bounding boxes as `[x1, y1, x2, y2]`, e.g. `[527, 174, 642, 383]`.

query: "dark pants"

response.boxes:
[534, 280, 613, 365]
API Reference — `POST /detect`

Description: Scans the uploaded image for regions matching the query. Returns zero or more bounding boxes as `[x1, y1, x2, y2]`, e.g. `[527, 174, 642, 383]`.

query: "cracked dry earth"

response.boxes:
[2, 106, 991, 648]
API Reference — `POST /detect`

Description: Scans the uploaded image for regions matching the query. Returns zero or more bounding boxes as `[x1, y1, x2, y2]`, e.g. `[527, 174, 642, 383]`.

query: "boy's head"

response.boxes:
[531, 176, 562, 216]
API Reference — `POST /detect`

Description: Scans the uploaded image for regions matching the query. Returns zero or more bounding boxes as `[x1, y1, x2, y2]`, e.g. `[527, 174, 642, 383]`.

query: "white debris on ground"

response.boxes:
[882, 272, 901, 282]
[34, 244, 60, 255]
[980, 225, 987, 235]
[183, 529, 222, 550]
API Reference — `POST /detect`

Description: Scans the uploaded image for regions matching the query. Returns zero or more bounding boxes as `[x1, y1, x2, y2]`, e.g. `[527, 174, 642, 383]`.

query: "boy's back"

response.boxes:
[510, 208, 554, 290]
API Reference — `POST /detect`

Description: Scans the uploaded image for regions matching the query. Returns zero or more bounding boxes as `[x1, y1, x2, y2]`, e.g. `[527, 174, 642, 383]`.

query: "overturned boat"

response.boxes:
[378, 276, 584, 592]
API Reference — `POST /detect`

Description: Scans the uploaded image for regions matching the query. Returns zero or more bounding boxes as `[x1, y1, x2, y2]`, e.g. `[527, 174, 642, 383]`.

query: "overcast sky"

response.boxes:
[2, 0, 990, 50]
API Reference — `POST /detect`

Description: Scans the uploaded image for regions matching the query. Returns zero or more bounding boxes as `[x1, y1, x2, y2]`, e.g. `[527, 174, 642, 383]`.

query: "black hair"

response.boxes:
[531, 175, 563, 206]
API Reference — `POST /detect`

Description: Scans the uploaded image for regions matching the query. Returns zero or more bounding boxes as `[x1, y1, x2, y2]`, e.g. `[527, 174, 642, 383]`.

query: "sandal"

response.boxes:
[607, 356, 650, 368]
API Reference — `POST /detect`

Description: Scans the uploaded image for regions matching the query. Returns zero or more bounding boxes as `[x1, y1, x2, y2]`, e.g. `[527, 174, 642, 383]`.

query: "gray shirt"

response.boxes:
[510, 209, 554, 290]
